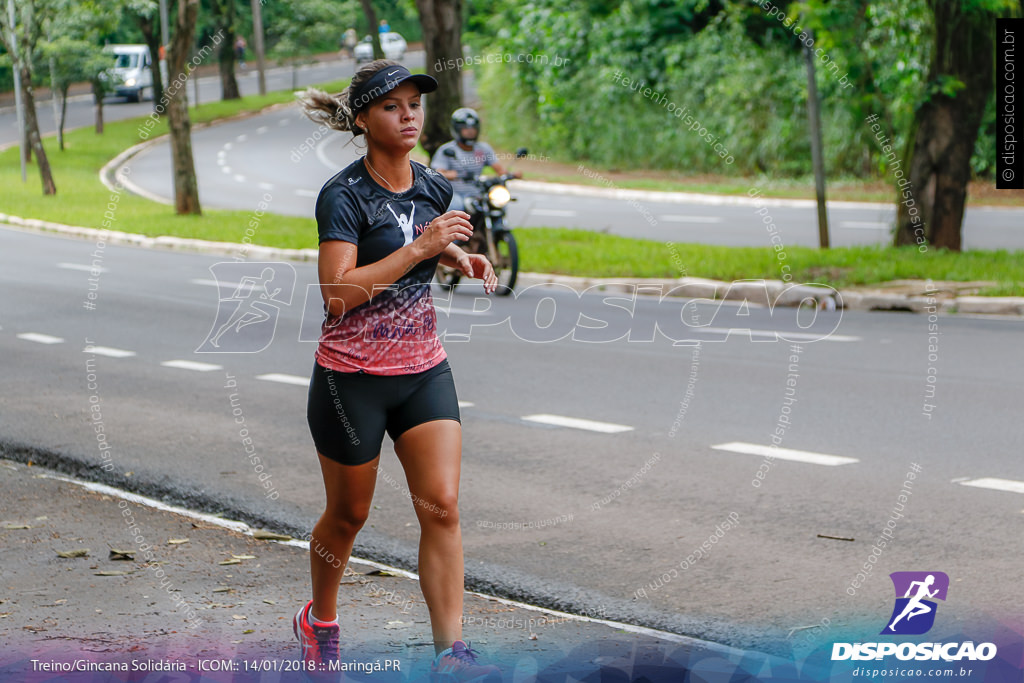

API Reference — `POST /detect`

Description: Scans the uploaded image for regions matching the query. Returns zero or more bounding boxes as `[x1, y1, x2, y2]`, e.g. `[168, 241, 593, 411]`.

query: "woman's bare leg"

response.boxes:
[309, 452, 379, 622]
[393, 419, 463, 654]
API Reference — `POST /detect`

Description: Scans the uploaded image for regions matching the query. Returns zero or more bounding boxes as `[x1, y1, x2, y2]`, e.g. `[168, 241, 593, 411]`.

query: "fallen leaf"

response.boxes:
[232, 614, 247, 620]
[35, 516, 48, 521]
[364, 569, 397, 577]
[56, 549, 90, 558]
[2, 523, 32, 530]
[231, 554, 256, 560]
[167, 538, 190, 545]
[219, 559, 241, 565]
[252, 530, 292, 541]
[243, 629, 254, 634]
[54, 599, 67, 605]
[212, 587, 233, 593]
[94, 570, 129, 576]
[262, 599, 276, 605]
[529, 633, 538, 640]
[109, 549, 135, 561]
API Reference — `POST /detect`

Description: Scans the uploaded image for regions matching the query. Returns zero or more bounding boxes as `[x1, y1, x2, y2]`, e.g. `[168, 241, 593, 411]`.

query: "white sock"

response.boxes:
[309, 605, 338, 626]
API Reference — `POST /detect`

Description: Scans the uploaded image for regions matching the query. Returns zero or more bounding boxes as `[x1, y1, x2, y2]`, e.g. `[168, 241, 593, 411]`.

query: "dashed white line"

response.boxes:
[189, 278, 265, 292]
[17, 332, 65, 344]
[278, 119, 290, 126]
[659, 215, 724, 223]
[711, 442, 859, 466]
[223, 142, 233, 150]
[234, 174, 247, 183]
[160, 360, 223, 372]
[255, 373, 309, 387]
[236, 134, 248, 142]
[958, 478, 1024, 495]
[221, 166, 232, 174]
[256, 126, 269, 134]
[58, 262, 109, 273]
[840, 221, 889, 230]
[83, 345, 136, 358]
[532, 209, 578, 217]
[522, 414, 633, 433]
[258, 182, 274, 191]
[698, 327, 860, 342]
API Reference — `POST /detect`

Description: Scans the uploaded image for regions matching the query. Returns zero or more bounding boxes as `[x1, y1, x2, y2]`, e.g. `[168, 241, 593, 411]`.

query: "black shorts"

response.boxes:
[306, 359, 460, 466]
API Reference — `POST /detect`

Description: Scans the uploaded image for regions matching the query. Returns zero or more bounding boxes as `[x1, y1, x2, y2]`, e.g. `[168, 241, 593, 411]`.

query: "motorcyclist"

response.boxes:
[430, 108, 522, 212]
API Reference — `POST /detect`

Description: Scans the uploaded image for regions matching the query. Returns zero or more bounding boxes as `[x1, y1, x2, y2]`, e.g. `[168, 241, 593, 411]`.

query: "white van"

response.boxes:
[103, 44, 166, 102]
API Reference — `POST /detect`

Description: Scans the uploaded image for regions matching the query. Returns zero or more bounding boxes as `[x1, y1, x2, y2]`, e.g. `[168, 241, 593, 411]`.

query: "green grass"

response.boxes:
[514, 228, 1024, 296]
[1, 80, 355, 249]
[3, 87, 1022, 297]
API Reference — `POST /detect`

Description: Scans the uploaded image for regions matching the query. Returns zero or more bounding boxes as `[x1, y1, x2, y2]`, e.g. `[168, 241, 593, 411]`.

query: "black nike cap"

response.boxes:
[350, 64, 438, 112]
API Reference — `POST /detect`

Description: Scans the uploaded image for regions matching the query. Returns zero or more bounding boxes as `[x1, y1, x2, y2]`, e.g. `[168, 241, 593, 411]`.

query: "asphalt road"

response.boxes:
[119, 103, 1024, 250]
[2, 223, 1022, 656]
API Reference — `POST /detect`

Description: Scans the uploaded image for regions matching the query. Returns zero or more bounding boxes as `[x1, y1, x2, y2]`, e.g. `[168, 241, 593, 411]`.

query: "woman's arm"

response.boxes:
[438, 242, 469, 269]
[319, 211, 473, 317]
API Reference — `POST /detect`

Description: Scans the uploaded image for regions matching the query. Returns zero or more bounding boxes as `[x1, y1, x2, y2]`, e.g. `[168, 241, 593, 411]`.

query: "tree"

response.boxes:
[128, 0, 167, 108]
[167, 0, 201, 214]
[37, 36, 110, 149]
[209, 0, 239, 100]
[894, 0, 1011, 251]
[1, 0, 58, 194]
[359, 0, 384, 60]
[415, 0, 462, 156]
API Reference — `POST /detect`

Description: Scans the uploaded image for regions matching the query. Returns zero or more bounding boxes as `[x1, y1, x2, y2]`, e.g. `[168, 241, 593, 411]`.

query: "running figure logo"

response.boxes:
[197, 262, 295, 353]
[387, 201, 416, 246]
[881, 571, 949, 635]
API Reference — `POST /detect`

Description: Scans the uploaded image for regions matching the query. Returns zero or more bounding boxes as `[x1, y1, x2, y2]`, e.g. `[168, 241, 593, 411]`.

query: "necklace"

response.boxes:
[365, 155, 409, 192]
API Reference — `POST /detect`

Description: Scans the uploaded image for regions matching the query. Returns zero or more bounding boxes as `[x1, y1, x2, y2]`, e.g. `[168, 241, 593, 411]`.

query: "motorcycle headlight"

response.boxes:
[488, 185, 511, 208]
[125, 78, 137, 87]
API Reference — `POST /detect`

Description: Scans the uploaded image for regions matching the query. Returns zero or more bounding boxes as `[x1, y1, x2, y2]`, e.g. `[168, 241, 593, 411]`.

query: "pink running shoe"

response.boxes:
[293, 600, 340, 668]
[431, 640, 501, 682]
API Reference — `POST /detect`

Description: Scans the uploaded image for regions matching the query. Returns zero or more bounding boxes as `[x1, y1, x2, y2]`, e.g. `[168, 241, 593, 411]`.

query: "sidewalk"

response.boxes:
[0, 458, 767, 682]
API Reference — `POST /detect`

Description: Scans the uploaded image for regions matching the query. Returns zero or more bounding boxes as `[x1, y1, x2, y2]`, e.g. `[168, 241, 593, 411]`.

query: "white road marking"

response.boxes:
[256, 126, 269, 134]
[959, 478, 1024, 495]
[278, 118, 290, 126]
[236, 134, 248, 142]
[189, 278, 265, 292]
[234, 174, 247, 183]
[658, 215, 724, 223]
[433, 306, 491, 316]
[532, 209, 577, 217]
[256, 373, 309, 387]
[840, 221, 889, 230]
[58, 262, 108, 273]
[712, 442, 859, 466]
[698, 327, 860, 342]
[522, 414, 633, 433]
[83, 345, 136, 358]
[314, 135, 345, 172]
[17, 332, 64, 345]
[161, 360, 223, 372]
[295, 189, 318, 198]
[223, 142, 233, 150]
[221, 166, 232, 174]
[258, 182, 274, 191]
[458, 401, 474, 408]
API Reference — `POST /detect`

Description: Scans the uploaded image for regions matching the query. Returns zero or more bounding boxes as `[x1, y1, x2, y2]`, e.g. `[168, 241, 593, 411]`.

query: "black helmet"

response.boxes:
[450, 107, 480, 146]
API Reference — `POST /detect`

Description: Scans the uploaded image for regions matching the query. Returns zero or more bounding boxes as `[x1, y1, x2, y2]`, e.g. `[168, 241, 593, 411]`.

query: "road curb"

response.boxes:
[3, 215, 1022, 315]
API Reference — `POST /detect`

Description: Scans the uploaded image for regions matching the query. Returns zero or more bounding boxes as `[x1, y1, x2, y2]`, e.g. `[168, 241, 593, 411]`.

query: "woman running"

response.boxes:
[295, 61, 500, 681]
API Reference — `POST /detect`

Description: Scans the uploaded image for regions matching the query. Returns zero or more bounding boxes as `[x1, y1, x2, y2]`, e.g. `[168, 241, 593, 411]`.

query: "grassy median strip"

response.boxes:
[2, 93, 1021, 296]
[514, 228, 1024, 296]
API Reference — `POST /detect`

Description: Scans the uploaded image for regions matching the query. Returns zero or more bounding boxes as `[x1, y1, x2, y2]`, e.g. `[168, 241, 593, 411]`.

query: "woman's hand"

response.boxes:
[456, 253, 498, 295]
[415, 211, 473, 259]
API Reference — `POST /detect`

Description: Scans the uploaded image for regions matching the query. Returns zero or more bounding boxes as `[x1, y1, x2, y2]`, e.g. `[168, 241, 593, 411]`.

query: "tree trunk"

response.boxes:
[167, 0, 202, 215]
[211, 0, 240, 100]
[20, 65, 56, 195]
[894, 1, 994, 251]
[58, 84, 69, 150]
[414, 0, 463, 157]
[359, 0, 384, 60]
[137, 13, 165, 108]
[92, 81, 104, 134]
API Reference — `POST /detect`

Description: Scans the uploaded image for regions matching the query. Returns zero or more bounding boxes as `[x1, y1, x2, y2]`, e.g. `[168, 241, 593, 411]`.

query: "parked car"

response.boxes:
[102, 44, 166, 102]
[353, 32, 407, 63]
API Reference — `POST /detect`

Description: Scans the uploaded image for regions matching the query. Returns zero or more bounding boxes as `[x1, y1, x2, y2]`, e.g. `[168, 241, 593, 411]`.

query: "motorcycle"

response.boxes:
[434, 147, 527, 296]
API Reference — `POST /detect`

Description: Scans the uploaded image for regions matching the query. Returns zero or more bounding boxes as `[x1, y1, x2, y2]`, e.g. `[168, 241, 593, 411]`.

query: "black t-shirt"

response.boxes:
[314, 158, 454, 375]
